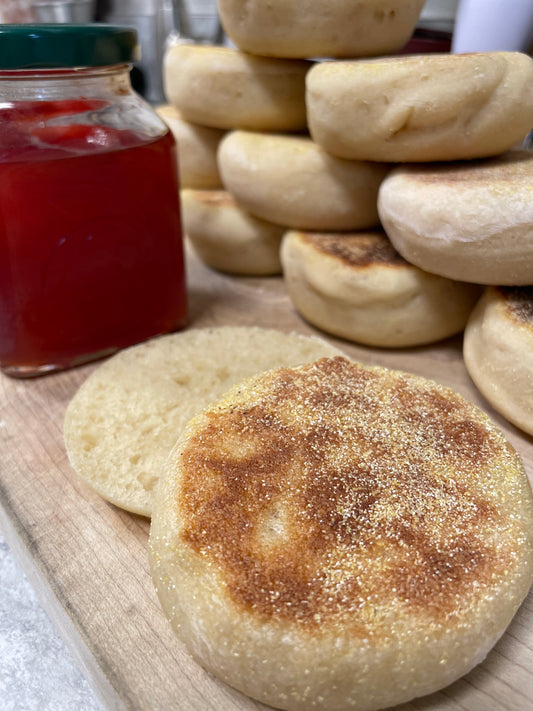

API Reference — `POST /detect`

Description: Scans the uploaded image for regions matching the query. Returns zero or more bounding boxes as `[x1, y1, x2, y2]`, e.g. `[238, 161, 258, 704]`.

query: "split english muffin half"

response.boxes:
[63, 327, 343, 517]
[150, 355, 533, 711]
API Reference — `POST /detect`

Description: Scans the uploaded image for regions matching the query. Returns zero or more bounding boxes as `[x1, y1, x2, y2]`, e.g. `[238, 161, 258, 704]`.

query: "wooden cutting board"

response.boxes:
[1, 246, 532, 711]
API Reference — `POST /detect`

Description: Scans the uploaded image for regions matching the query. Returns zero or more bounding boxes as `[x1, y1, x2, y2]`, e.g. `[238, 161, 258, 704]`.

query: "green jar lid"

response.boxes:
[0, 23, 140, 69]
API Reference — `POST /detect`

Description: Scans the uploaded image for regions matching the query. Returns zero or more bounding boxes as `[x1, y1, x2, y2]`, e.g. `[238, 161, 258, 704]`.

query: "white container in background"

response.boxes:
[418, 0, 459, 32]
[452, 0, 533, 52]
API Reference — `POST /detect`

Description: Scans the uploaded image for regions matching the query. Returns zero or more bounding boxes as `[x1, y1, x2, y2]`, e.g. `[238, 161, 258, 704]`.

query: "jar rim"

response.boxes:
[0, 23, 139, 70]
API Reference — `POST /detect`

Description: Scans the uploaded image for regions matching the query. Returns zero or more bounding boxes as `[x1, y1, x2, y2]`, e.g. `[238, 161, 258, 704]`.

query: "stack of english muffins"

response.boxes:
[60, 7, 533, 709]
[159, 0, 533, 430]
[160, 0, 426, 280]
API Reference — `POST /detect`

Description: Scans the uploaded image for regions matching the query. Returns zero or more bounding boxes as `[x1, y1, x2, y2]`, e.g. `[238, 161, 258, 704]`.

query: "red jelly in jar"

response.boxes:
[0, 24, 187, 377]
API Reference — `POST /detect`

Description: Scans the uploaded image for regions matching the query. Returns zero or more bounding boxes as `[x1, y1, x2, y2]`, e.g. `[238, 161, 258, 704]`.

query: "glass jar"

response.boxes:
[0, 24, 187, 377]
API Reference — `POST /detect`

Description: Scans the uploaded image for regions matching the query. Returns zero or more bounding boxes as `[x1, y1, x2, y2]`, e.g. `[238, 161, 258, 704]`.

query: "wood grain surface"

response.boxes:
[1, 246, 532, 711]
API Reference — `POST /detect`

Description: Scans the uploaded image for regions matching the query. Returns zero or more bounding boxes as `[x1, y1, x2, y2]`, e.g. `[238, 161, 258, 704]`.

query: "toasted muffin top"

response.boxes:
[498, 286, 533, 326]
[296, 231, 408, 268]
[168, 356, 532, 637]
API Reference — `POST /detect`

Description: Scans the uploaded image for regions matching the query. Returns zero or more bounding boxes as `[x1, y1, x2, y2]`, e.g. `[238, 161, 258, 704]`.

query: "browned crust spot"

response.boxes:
[498, 286, 533, 324]
[299, 231, 408, 267]
[178, 357, 519, 635]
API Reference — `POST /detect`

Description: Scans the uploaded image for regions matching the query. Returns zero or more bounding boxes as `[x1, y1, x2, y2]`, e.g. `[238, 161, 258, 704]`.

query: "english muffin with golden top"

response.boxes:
[307, 52, 533, 162]
[181, 189, 284, 275]
[464, 286, 533, 436]
[163, 44, 310, 132]
[155, 105, 224, 189]
[281, 230, 481, 347]
[64, 327, 343, 517]
[218, 130, 389, 231]
[218, 0, 425, 59]
[378, 151, 533, 285]
[150, 356, 533, 711]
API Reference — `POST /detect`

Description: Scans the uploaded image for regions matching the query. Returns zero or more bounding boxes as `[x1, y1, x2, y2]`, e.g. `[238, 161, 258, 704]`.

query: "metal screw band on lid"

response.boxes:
[0, 23, 140, 69]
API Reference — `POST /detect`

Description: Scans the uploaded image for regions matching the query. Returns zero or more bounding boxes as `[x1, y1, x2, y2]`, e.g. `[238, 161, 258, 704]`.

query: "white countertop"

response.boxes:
[0, 531, 105, 711]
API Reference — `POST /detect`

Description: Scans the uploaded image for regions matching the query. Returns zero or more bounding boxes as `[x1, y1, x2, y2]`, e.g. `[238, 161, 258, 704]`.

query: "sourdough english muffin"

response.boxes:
[217, 0, 425, 59]
[163, 44, 309, 132]
[63, 328, 342, 517]
[378, 151, 533, 285]
[150, 356, 533, 711]
[307, 52, 533, 162]
[155, 105, 224, 189]
[181, 189, 284, 275]
[464, 287, 533, 436]
[281, 230, 481, 347]
[218, 131, 389, 231]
